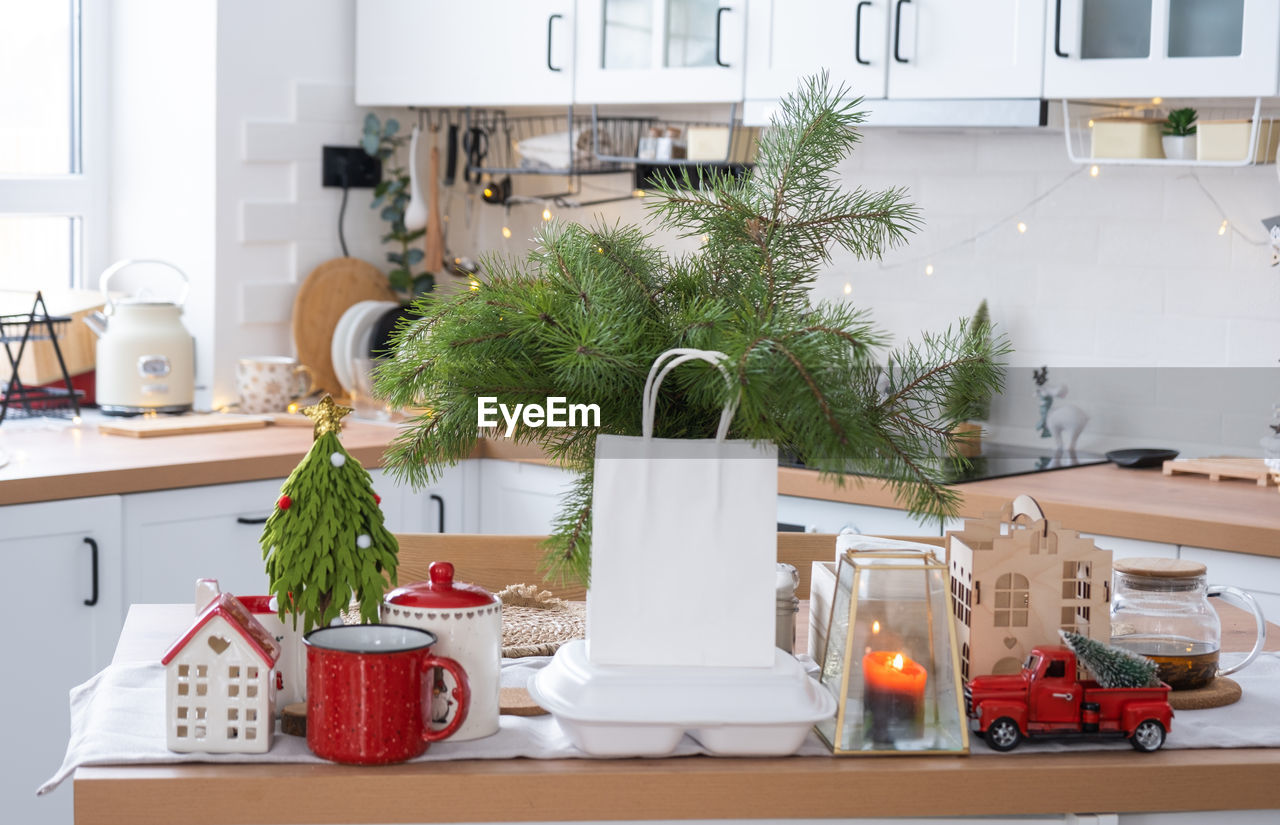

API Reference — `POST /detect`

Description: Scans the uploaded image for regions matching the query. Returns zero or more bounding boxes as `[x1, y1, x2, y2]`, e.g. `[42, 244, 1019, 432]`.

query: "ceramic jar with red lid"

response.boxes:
[382, 561, 501, 740]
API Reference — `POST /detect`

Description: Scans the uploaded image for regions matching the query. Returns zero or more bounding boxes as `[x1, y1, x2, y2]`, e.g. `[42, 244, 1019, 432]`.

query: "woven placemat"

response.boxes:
[497, 583, 585, 658]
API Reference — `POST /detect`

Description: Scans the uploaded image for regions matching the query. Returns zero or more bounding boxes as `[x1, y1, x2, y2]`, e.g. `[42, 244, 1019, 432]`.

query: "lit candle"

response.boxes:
[862, 650, 928, 745]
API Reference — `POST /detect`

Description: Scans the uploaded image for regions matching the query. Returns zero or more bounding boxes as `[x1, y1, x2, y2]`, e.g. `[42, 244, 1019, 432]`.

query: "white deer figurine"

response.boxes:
[1036, 383, 1089, 459]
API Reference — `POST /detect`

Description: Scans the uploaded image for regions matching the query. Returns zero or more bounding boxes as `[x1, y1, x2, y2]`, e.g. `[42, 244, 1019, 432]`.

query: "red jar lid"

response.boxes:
[385, 561, 497, 609]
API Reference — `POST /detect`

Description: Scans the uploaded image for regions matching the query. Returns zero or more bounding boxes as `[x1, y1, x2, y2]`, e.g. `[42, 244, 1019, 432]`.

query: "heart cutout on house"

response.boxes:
[208, 635, 231, 655]
[1003, 636, 1017, 649]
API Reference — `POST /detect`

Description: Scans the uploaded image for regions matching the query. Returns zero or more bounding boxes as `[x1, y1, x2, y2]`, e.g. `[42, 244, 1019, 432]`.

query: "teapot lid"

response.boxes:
[385, 561, 497, 608]
[1114, 557, 1206, 579]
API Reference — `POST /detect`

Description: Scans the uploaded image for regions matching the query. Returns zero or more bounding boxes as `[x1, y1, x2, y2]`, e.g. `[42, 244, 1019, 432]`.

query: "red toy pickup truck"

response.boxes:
[966, 645, 1173, 752]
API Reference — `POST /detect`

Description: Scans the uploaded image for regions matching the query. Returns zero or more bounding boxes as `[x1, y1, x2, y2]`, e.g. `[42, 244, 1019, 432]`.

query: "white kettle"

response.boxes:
[84, 259, 196, 415]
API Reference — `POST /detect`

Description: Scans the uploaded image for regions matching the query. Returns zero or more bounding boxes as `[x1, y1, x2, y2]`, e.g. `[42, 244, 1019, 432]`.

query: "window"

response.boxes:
[0, 0, 106, 293]
[994, 573, 1029, 628]
[1045, 659, 1067, 679]
[1062, 561, 1093, 601]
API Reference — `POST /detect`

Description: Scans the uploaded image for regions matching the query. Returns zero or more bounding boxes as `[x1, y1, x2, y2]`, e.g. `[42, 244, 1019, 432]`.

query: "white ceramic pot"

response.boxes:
[382, 562, 501, 741]
[1162, 134, 1196, 161]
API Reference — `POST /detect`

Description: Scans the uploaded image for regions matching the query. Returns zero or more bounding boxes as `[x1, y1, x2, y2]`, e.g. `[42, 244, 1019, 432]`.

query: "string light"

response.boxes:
[469, 279, 480, 291]
[1089, 164, 1100, 177]
[1218, 219, 1229, 236]
[501, 226, 512, 239]
[1152, 97, 1163, 105]
[542, 207, 552, 222]
[924, 264, 934, 276]
[1016, 221, 1028, 234]
[632, 189, 646, 198]
[1087, 119, 1095, 128]
[700, 233, 709, 244]
[843, 282, 852, 295]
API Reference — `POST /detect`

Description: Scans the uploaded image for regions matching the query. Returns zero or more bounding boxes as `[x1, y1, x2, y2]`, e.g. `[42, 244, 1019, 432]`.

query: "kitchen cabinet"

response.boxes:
[119, 470, 458, 607]
[2, 497, 122, 825]
[355, 0, 576, 106]
[744, 0, 1046, 126]
[778, 494, 942, 536]
[886, 0, 1046, 99]
[475, 459, 578, 534]
[575, 0, 746, 103]
[744, 0, 889, 104]
[1043, 0, 1280, 98]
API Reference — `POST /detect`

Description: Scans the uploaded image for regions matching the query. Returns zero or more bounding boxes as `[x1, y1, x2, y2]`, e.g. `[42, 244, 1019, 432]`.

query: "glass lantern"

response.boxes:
[816, 546, 969, 755]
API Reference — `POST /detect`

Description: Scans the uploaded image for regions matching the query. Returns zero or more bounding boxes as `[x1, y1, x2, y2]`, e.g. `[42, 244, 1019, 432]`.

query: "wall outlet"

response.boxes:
[322, 146, 381, 188]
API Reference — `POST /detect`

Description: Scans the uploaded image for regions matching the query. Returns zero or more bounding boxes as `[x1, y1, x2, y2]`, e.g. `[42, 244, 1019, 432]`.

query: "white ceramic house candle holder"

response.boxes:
[162, 592, 281, 754]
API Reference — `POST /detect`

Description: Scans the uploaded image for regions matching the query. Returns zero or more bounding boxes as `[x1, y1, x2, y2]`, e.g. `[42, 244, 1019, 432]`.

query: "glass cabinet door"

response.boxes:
[1166, 0, 1243, 58]
[1078, 0, 1152, 60]
[1045, 0, 1278, 98]
[577, 0, 745, 103]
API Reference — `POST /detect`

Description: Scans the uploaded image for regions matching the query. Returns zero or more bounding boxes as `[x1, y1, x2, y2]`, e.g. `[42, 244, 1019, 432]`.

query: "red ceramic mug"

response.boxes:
[304, 624, 470, 765]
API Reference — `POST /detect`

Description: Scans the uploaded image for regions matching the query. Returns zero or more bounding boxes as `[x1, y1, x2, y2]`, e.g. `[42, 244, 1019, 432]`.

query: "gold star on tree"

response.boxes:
[302, 395, 353, 439]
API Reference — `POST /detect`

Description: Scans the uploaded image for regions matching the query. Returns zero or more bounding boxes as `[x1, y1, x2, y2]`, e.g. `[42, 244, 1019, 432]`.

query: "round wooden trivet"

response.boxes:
[1168, 676, 1242, 710]
[281, 702, 308, 736]
[500, 687, 548, 717]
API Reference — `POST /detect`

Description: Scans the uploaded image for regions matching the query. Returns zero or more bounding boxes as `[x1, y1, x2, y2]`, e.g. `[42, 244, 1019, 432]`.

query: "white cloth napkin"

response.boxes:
[39, 652, 1280, 796]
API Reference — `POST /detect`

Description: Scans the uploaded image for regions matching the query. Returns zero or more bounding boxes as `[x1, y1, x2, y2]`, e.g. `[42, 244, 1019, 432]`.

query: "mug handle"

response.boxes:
[421, 654, 470, 743]
[292, 364, 319, 400]
[1209, 585, 1267, 677]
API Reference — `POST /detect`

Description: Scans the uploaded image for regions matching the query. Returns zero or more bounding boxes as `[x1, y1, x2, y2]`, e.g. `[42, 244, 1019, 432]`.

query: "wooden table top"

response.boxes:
[73, 603, 1280, 825]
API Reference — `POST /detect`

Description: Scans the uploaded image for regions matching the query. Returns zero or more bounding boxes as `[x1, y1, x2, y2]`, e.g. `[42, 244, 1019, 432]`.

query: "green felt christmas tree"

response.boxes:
[260, 396, 399, 631]
[375, 74, 1009, 585]
[1060, 630, 1160, 689]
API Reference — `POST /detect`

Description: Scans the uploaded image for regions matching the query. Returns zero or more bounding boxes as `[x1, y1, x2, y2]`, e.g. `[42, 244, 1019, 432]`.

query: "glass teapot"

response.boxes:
[1110, 558, 1267, 691]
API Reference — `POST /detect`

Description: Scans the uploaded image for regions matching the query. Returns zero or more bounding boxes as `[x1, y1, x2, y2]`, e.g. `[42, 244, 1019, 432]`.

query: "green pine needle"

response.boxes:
[375, 73, 1008, 587]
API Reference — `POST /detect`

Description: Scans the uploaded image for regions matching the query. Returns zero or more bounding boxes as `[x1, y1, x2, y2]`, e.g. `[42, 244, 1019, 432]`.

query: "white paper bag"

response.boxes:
[587, 349, 778, 668]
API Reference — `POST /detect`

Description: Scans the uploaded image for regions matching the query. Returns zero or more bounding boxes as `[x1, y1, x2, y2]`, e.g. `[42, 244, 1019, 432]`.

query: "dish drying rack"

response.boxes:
[464, 107, 655, 178]
[461, 105, 757, 207]
[0, 291, 84, 425]
[1062, 97, 1280, 167]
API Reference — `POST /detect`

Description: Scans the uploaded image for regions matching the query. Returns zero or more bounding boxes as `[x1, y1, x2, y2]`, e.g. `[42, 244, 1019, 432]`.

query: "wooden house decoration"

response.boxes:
[161, 591, 281, 753]
[946, 495, 1112, 681]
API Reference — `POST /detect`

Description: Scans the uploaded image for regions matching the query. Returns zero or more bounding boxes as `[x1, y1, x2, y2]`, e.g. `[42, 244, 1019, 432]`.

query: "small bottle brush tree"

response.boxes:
[1060, 630, 1160, 689]
[943, 299, 994, 423]
[376, 75, 1009, 584]
[260, 396, 400, 631]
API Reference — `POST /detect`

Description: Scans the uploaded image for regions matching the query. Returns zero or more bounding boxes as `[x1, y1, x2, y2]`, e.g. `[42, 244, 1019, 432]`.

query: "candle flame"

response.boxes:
[892, 653, 904, 671]
[871, 620, 881, 634]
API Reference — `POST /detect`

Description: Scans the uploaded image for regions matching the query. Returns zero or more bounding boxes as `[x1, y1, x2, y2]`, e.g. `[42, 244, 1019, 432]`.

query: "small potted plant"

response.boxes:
[1162, 107, 1197, 161]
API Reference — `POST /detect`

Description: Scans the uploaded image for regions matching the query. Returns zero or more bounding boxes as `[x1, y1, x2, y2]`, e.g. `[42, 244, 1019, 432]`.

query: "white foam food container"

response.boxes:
[528, 640, 836, 757]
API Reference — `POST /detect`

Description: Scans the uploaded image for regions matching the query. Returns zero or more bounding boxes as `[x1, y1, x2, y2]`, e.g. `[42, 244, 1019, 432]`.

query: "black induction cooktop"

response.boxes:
[778, 442, 1107, 484]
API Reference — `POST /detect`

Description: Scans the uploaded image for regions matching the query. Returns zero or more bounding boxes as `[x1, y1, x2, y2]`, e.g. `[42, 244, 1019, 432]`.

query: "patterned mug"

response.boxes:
[236, 356, 316, 414]
[304, 625, 470, 765]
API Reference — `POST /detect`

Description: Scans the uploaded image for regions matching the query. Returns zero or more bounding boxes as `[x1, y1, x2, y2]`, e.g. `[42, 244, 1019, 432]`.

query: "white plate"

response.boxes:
[329, 302, 369, 395]
[344, 300, 397, 392]
[528, 640, 835, 757]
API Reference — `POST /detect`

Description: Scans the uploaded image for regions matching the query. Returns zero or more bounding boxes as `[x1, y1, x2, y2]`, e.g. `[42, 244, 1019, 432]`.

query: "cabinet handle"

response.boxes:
[546, 13, 563, 72]
[429, 494, 445, 534]
[1053, 0, 1068, 58]
[236, 515, 270, 525]
[854, 1, 871, 65]
[714, 7, 730, 68]
[83, 537, 99, 607]
[893, 0, 910, 64]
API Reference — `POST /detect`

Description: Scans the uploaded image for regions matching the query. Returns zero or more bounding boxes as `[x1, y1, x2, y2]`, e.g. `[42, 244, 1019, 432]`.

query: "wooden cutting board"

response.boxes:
[98, 414, 268, 438]
[291, 258, 397, 396]
[1163, 457, 1279, 488]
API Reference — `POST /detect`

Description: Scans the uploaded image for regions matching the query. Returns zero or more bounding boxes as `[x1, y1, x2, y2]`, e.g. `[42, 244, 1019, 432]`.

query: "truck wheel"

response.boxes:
[985, 717, 1022, 752]
[1130, 720, 1166, 752]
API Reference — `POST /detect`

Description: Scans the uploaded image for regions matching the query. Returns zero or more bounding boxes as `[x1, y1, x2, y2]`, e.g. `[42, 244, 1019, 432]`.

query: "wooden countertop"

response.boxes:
[73, 603, 1280, 824]
[4, 422, 1277, 559]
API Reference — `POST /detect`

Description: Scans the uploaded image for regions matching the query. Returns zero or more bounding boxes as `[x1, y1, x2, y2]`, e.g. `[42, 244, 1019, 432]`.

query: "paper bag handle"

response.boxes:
[642, 348, 738, 442]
